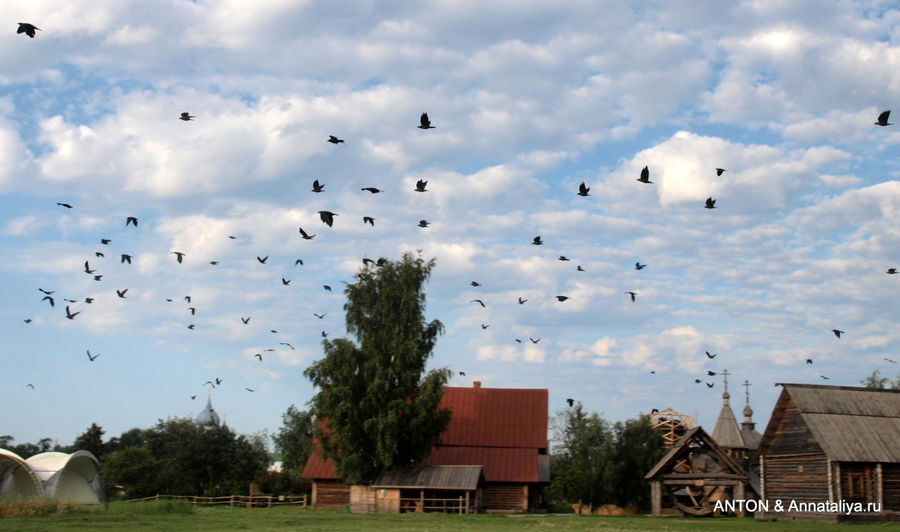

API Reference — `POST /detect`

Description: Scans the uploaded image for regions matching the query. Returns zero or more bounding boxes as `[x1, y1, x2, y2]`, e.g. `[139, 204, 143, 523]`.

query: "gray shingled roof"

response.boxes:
[711, 393, 747, 450]
[372, 465, 484, 490]
[780, 384, 900, 463]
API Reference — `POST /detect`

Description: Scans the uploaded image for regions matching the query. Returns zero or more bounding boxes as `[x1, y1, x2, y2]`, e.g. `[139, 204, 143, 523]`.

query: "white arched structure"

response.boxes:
[0, 449, 105, 503]
[0, 449, 45, 499]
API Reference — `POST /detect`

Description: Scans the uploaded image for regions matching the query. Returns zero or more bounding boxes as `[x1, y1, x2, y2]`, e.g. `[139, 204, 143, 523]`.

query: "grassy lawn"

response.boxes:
[2, 504, 900, 531]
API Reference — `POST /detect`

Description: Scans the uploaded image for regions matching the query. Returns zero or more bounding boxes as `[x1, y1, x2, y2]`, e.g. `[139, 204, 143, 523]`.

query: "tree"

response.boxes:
[609, 415, 666, 510]
[549, 403, 614, 509]
[71, 422, 105, 459]
[861, 369, 889, 389]
[304, 252, 452, 483]
[273, 405, 314, 475]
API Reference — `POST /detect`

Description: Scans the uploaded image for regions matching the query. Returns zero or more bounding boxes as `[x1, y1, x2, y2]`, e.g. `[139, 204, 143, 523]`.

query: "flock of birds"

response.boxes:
[12, 23, 899, 414]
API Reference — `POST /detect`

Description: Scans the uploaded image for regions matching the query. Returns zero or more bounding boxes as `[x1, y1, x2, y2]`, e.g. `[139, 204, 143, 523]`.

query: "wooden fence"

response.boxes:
[399, 496, 473, 514]
[125, 494, 307, 508]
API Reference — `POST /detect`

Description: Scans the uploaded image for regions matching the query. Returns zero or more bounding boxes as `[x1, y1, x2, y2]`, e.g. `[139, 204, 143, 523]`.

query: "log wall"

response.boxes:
[313, 481, 350, 510]
[839, 462, 875, 505]
[881, 464, 900, 511]
[767, 398, 824, 456]
[763, 454, 829, 504]
[483, 484, 527, 511]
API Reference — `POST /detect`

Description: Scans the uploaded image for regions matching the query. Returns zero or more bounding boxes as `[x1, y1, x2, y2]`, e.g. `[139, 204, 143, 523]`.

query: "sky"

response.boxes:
[2, 1, 900, 449]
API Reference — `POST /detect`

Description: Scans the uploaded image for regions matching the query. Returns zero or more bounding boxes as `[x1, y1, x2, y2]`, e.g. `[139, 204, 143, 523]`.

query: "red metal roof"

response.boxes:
[301, 385, 548, 482]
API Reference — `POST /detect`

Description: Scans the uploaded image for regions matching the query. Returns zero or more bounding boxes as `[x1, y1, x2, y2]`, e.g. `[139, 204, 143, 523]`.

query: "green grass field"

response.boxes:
[2, 503, 900, 531]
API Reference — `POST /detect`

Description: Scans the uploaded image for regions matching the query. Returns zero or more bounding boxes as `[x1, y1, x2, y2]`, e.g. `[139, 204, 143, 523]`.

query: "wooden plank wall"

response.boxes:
[839, 462, 875, 505]
[881, 464, 900, 511]
[763, 455, 829, 503]
[768, 398, 824, 456]
[349, 485, 376, 514]
[313, 481, 350, 510]
[483, 484, 527, 511]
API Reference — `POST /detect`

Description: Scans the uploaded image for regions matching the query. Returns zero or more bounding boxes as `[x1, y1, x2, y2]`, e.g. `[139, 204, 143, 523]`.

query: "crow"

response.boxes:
[577, 182, 590, 197]
[327, 135, 344, 144]
[241, 317, 250, 324]
[418, 113, 435, 129]
[361, 187, 382, 194]
[65, 305, 80, 320]
[312, 179, 325, 193]
[179, 112, 195, 121]
[705, 197, 717, 209]
[705, 351, 717, 359]
[418, 219, 429, 228]
[298, 227, 315, 240]
[532, 236, 543, 245]
[635, 262, 646, 270]
[17, 23, 40, 38]
[832, 329, 844, 339]
[470, 299, 485, 308]
[255, 353, 262, 361]
[121, 254, 133, 264]
[257, 256, 268, 264]
[625, 291, 636, 302]
[86, 350, 100, 361]
[875, 110, 892, 126]
[319, 211, 337, 227]
[566, 398, 574, 407]
[171, 251, 185, 263]
[57, 202, 73, 209]
[363, 216, 375, 226]
[556, 295, 571, 302]
[116, 289, 128, 298]
[637, 166, 652, 183]
[415, 179, 428, 192]
[126, 216, 138, 227]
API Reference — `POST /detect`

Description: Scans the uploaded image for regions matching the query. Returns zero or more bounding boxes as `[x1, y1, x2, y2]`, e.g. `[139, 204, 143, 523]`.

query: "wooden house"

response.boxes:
[756, 383, 900, 520]
[301, 382, 549, 513]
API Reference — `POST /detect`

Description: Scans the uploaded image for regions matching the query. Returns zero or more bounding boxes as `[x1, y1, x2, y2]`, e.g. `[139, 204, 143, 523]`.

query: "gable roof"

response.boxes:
[301, 384, 549, 482]
[372, 465, 484, 490]
[645, 426, 748, 480]
[759, 383, 900, 463]
[710, 393, 747, 450]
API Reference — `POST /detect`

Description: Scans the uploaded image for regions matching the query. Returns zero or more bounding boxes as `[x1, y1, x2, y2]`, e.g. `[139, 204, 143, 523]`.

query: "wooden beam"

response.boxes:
[651, 481, 661, 516]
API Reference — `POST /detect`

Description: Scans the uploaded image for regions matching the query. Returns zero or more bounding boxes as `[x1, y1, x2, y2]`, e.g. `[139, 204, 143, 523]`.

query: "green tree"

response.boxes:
[71, 422, 105, 459]
[609, 415, 666, 510]
[304, 252, 452, 483]
[273, 405, 314, 475]
[549, 403, 614, 510]
[861, 369, 900, 389]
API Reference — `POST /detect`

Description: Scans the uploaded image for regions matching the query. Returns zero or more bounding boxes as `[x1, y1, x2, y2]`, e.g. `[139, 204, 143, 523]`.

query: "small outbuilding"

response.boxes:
[349, 465, 484, 513]
[0, 449, 105, 503]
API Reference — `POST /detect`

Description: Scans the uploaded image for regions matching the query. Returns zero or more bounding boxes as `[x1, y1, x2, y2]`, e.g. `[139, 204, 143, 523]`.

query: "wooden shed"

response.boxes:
[756, 383, 900, 521]
[302, 382, 549, 513]
[645, 426, 751, 517]
[348, 465, 484, 514]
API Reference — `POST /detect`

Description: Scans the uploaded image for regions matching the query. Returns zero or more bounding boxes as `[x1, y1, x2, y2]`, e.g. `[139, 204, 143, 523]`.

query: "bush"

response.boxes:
[105, 500, 193, 515]
[0, 499, 77, 517]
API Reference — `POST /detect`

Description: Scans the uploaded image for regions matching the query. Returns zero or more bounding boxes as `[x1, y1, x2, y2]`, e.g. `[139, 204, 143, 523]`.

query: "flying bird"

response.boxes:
[298, 227, 315, 240]
[363, 216, 375, 226]
[95, 252, 104, 258]
[327, 135, 344, 144]
[27, 384, 35, 389]
[418, 113, 435, 129]
[257, 256, 268, 264]
[86, 350, 99, 361]
[481, 324, 489, 329]
[17, 23, 40, 38]
[24, 319, 32, 323]
[832, 329, 844, 339]
[187, 324, 195, 330]
[120, 254, 133, 264]
[361, 187, 381, 194]
[188, 307, 196, 315]
[93, 275, 103, 281]
[179, 112, 195, 121]
[577, 182, 590, 197]
[706, 382, 715, 388]
[558, 256, 570, 261]
[321, 331, 328, 338]
[820, 375, 830, 380]
[282, 278, 291, 286]
[566, 398, 575, 407]
[39, 288, 54, 295]
[255, 353, 262, 361]
[126, 216, 138, 227]
[806, 359, 813, 365]
[470, 299, 485, 308]
[885, 357, 897, 364]
[215, 377, 222, 385]
[202, 381, 214, 388]
[705, 351, 717, 359]
[313, 313, 326, 319]
[84, 298, 93, 304]
[625, 291, 636, 302]
[705, 197, 717, 209]
[875, 110, 892, 126]
[210, 261, 219, 265]
[529, 337, 541, 344]
[64, 305, 80, 320]
[532, 236, 543, 245]
[280, 342, 295, 350]
[694, 379, 702, 383]
[191, 395, 197, 400]
[100, 239, 111, 245]
[116, 289, 128, 298]
[295, 259, 304, 265]
[184, 296, 191, 303]
[42, 295, 55, 307]
[515, 338, 522, 343]
[318, 211, 337, 227]
[707, 370, 717, 376]
[323, 285, 332, 291]
[57, 202, 73, 209]
[577, 265, 585, 271]
[887, 268, 897, 274]
[637, 166, 652, 183]
[245, 388, 255, 392]
[556, 295, 571, 302]
[241, 317, 250, 324]
[228, 235, 237, 239]
[270, 330, 278, 334]
[171, 251, 185, 263]
[415, 179, 428, 192]
[84, 261, 95, 274]
[312, 179, 325, 193]
[471, 281, 481, 287]
[716, 168, 726, 176]
[635, 262, 646, 270]
[418, 220, 429, 228]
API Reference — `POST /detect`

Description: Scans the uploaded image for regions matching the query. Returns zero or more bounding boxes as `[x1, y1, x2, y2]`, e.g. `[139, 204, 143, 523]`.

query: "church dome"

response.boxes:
[195, 396, 220, 428]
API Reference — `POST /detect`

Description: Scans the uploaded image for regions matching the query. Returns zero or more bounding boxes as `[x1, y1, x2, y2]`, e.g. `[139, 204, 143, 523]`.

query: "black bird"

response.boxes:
[705, 197, 716, 209]
[57, 202, 73, 209]
[84, 298, 94, 304]
[321, 331, 328, 338]
[86, 350, 99, 361]
[556, 295, 571, 302]
[188, 307, 196, 315]
[532, 235, 543, 245]
[24, 319, 32, 323]
[17, 23, 40, 38]
[716, 168, 726, 176]
[459, 371, 466, 376]
[241, 317, 250, 324]
[228, 235, 237, 239]
[529, 337, 540, 344]
[558, 256, 570, 261]
[210, 261, 219, 265]
[471, 281, 481, 287]
[625, 291, 636, 302]
[705, 351, 717, 359]
[313, 313, 326, 319]
[100, 239, 111, 245]
[95, 252, 104, 258]
[84, 261, 95, 274]
[282, 278, 291, 286]
[637, 166, 652, 183]
[255, 353, 262, 361]
[93, 275, 103, 281]
[319, 211, 337, 227]
[418, 113, 435, 129]
[202, 381, 214, 388]
[27, 384, 35, 389]
[245, 388, 255, 392]
[566, 398, 574, 407]
[470, 299, 485, 308]
[887, 268, 897, 274]
[806, 359, 813, 364]
[885, 357, 897, 363]
[64, 298, 78, 303]
[327, 135, 344, 144]
[116, 289, 128, 298]
[121, 254, 133, 264]
[418, 219, 429, 228]
[191, 395, 197, 400]
[42, 295, 55, 307]
[706, 382, 715, 388]
[820, 375, 830, 380]
[519, 297, 529, 305]
[651, 408, 659, 414]
[65, 305, 80, 320]
[361, 187, 381, 194]
[257, 256, 268, 264]
[323, 285, 332, 291]
[576, 265, 585, 271]
[694, 379, 702, 383]
[376, 257, 387, 266]
[215, 377, 222, 385]
[184, 296, 191, 303]
[415, 179, 428, 192]
[312, 179, 325, 193]
[577, 182, 590, 197]
[270, 329, 277, 334]
[875, 110, 892, 126]
[515, 338, 522, 343]
[187, 324, 195, 329]
[39, 288, 54, 295]
[481, 324, 489, 329]
[298, 227, 315, 240]
[280, 342, 295, 350]
[707, 370, 716, 376]
[126, 216, 138, 227]
[363, 216, 375, 226]
[635, 262, 646, 270]
[295, 259, 304, 265]
[832, 329, 844, 339]
[362, 257, 375, 266]
[179, 112, 195, 121]
[171, 251, 185, 263]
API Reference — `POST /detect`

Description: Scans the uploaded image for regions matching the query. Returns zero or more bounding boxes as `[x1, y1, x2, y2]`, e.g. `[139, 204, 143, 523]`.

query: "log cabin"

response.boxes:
[755, 383, 900, 521]
[301, 381, 549, 513]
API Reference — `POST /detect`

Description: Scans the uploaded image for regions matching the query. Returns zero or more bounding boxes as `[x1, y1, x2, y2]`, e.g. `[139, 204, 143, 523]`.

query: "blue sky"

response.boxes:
[2, 1, 900, 448]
